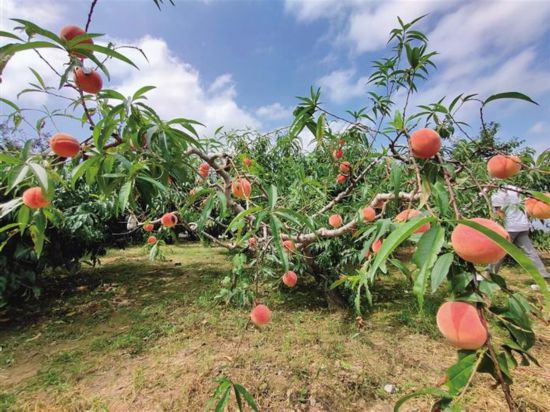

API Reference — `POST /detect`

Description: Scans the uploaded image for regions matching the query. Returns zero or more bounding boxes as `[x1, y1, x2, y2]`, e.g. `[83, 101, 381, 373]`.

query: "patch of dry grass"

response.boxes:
[0, 244, 549, 411]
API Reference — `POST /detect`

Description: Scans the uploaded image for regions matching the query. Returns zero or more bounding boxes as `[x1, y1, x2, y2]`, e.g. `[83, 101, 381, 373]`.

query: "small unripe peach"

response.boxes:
[250, 304, 272, 326]
[60, 25, 93, 58]
[243, 158, 252, 167]
[143, 223, 154, 232]
[339, 161, 351, 174]
[198, 162, 210, 178]
[22, 187, 49, 209]
[283, 239, 295, 253]
[487, 155, 521, 179]
[328, 214, 343, 228]
[282, 271, 297, 287]
[451, 218, 508, 264]
[525, 194, 550, 219]
[50, 133, 80, 157]
[333, 148, 343, 160]
[395, 209, 430, 233]
[337, 139, 345, 146]
[410, 128, 441, 159]
[147, 236, 157, 245]
[362, 207, 376, 222]
[436, 301, 488, 350]
[336, 174, 346, 184]
[74, 67, 102, 94]
[161, 212, 178, 228]
[231, 178, 251, 199]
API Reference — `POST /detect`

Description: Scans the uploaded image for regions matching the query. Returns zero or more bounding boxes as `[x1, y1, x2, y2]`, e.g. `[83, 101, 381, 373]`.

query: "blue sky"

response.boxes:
[1, 0, 550, 153]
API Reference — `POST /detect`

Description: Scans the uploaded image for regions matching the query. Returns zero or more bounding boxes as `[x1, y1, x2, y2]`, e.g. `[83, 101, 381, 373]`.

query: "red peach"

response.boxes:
[282, 271, 297, 287]
[74, 67, 102, 94]
[395, 209, 431, 233]
[147, 236, 157, 245]
[362, 207, 376, 222]
[436, 301, 488, 350]
[451, 218, 508, 264]
[50, 133, 80, 157]
[336, 174, 346, 184]
[161, 212, 178, 228]
[410, 128, 441, 159]
[525, 194, 550, 219]
[333, 148, 343, 160]
[487, 155, 521, 179]
[328, 214, 343, 228]
[231, 178, 251, 199]
[339, 161, 351, 174]
[22, 187, 49, 209]
[250, 304, 272, 326]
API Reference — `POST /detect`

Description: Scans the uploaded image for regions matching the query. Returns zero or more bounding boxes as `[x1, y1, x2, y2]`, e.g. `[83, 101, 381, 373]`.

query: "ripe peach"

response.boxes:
[339, 161, 351, 174]
[362, 207, 376, 222]
[143, 223, 154, 232]
[59, 25, 93, 58]
[372, 238, 383, 253]
[231, 178, 251, 199]
[243, 158, 252, 167]
[436, 301, 488, 350]
[147, 235, 157, 245]
[161, 212, 178, 228]
[410, 128, 441, 159]
[333, 148, 343, 160]
[328, 214, 343, 228]
[487, 155, 521, 179]
[282, 271, 297, 287]
[250, 304, 272, 326]
[336, 174, 346, 184]
[248, 237, 258, 248]
[283, 239, 295, 253]
[50, 133, 80, 157]
[525, 194, 550, 219]
[22, 187, 49, 209]
[395, 209, 430, 233]
[74, 67, 102, 94]
[451, 218, 508, 264]
[198, 162, 209, 178]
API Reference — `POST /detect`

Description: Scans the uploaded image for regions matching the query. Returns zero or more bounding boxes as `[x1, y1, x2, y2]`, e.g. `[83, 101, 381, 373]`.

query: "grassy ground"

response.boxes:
[1, 243, 549, 411]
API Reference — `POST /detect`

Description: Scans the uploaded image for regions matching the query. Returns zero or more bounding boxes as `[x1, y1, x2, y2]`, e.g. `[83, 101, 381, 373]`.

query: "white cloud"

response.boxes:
[255, 102, 291, 121]
[528, 121, 548, 135]
[108, 36, 260, 135]
[317, 69, 369, 103]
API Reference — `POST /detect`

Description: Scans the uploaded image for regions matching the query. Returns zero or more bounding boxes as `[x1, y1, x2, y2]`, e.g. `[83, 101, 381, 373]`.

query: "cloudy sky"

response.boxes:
[1, 0, 549, 152]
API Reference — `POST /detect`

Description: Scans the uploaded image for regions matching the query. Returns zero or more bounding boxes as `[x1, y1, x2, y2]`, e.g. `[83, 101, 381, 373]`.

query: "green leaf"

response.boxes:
[483, 92, 538, 106]
[268, 184, 278, 210]
[233, 384, 259, 412]
[132, 85, 156, 100]
[0, 97, 21, 112]
[394, 387, 451, 411]
[118, 181, 133, 212]
[367, 216, 436, 283]
[31, 210, 47, 257]
[445, 352, 479, 396]
[270, 215, 289, 272]
[0, 30, 23, 41]
[431, 253, 454, 294]
[17, 204, 30, 233]
[73, 43, 138, 69]
[0, 198, 23, 219]
[71, 157, 97, 187]
[214, 386, 231, 412]
[413, 225, 445, 309]
[4, 41, 62, 55]
[28, 163, 49, 191]
[10, 164, 30, 190]
[456, 219, 550, 308]
[226, 206, 262, 233]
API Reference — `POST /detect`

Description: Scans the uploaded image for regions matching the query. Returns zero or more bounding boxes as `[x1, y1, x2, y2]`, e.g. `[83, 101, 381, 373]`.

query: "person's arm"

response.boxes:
[494, 206, 505, 219]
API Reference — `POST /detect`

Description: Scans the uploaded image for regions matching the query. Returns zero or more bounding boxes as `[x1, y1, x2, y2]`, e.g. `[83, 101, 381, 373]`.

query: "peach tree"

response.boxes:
[1, 4, 550, 411]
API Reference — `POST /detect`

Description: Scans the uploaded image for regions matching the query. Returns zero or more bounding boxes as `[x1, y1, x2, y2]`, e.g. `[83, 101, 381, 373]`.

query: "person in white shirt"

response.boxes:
[489, 185, 550, 288]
